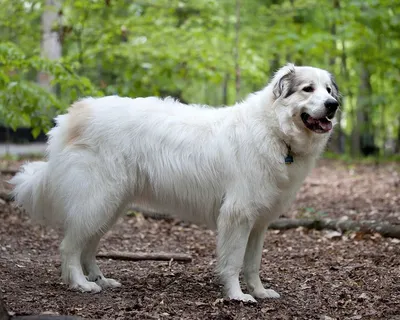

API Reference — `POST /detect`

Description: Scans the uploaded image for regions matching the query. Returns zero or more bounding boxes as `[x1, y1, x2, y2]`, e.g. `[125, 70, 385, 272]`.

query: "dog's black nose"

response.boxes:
[324, 99, 339, 118]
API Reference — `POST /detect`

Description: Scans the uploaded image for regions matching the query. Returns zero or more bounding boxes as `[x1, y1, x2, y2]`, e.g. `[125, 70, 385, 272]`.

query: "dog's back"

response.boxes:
[14, 96, 240, 228]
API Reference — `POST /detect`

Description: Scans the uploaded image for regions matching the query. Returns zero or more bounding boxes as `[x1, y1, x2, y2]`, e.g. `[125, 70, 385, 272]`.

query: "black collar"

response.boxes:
[284, 142, 294, 164]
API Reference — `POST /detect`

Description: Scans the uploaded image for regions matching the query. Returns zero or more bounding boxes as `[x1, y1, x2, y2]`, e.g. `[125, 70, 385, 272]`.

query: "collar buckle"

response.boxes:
[284, 143, 294, 164]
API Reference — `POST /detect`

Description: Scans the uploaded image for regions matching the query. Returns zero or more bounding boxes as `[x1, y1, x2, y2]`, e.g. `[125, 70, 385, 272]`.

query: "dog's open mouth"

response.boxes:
[301, 113, 332, 133]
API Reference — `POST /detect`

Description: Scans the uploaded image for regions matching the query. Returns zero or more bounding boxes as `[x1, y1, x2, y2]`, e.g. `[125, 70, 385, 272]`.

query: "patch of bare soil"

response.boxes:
[0, 160, 399, 319]
[292, 160, 400, 223]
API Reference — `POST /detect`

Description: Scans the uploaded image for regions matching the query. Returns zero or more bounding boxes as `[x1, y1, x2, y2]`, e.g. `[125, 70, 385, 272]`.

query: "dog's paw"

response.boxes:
[87, 274, 122, 289]
[228, 293, 257, 303]
[70, 281, 102, 293]
[95, 277, 122, 289]
[251, 288, 280, 299]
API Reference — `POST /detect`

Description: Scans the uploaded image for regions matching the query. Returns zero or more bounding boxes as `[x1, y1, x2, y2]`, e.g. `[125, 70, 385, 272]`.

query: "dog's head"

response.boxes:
[271, 64, 341, 135]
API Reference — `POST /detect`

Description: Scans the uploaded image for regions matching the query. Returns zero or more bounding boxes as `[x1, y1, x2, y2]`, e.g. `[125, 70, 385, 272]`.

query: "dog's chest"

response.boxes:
[274, 156, 314, 213]
[287, 157, 312, 182]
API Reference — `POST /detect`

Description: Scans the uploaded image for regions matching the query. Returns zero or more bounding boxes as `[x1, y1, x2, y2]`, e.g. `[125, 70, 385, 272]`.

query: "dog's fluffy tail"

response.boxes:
[9, 161, 56, 226]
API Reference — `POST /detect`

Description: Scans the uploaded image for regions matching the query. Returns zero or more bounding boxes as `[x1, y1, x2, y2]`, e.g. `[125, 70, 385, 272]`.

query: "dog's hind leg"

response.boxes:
[216, 206, 256, 303]
[59, 173, 125, 292]
[61, 204, 123, 292]
[61, 230, 102, 293]
[243, 224, 280, 299]
[81, 207, 126, 289]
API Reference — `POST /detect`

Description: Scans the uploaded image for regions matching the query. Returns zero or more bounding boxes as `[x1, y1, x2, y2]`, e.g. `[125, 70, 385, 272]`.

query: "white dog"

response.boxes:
[10, 64, 339, 303]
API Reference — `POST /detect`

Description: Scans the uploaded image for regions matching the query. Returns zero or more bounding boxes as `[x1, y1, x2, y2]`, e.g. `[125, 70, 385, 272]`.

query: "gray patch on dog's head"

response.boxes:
[272, 64, 296, 99]
[283, 75, 311, 98]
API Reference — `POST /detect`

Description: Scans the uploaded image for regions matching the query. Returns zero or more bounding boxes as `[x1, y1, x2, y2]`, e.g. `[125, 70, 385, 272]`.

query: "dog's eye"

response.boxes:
[327, 87, 332, 94]
[302, 86, 314, 93]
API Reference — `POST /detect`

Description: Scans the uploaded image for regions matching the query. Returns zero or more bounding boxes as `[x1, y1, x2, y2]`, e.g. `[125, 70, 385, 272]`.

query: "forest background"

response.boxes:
[1, 0, 399, 158]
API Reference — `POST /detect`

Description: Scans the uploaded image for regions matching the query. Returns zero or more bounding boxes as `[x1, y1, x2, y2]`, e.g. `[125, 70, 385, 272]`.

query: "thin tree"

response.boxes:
[234, 0, 241, 100]
[38, 0, 62, 92]
[329, 0, 345, 154]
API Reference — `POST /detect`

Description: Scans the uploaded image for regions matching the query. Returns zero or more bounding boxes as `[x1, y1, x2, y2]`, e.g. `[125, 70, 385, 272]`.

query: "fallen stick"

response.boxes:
[97, 251, 192, 262]
[130, 206, 400, 239]
[0, 296, 9, 320]
[269, 218, 400, 239]
[1, 295, 82, 320]
[128, 206, 172, 220]
[4, 189, 400, 239]
[12, 316, 83, 320]
[0, 169, 18, 176]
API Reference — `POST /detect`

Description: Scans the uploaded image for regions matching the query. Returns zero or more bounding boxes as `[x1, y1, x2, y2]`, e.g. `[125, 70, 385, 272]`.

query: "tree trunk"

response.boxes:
[234, 0, 241, 100]
[38, 0, 62, 92]
[351, 112, 360, 157]
[222, 74, 230, 106]
[352, 64, 372, 157]
[378, 60, 386, 156]
[351, 4, 377, 157]
[340, 35, 353, 154]
[396, 116, 400, 153]
[269, 53, 280, 78]
[328, 0, 345, 154]
[0, 295, 9, 320]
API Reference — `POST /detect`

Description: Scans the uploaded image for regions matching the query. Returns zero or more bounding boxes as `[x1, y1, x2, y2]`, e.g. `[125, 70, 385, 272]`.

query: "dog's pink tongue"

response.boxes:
[307, 116, 332, 132]
[319, 119, 332, 131]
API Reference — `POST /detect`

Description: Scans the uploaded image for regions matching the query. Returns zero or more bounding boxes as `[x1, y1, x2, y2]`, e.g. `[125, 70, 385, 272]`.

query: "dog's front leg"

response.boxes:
[243, 224, 280, 299]
[216, 210, 256, 303]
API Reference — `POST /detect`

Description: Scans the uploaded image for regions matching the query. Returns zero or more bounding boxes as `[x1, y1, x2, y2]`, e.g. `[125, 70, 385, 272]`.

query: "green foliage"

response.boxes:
[0, 0, 399, 151]
[0, 41, 100, 135]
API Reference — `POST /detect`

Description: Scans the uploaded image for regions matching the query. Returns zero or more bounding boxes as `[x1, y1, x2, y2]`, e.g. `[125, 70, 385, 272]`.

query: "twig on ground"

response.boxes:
[97, 251, 192, 262]
[1, 296, 82, 319]
[129, 206, 172, 220]
[0, 296, 9, 320]
[269, 218, 400, 239]
[12, 316, 83, 320]
[0, 169, 18, 176]
[128, 207, 400, 239]
[2, 172, 399, 239]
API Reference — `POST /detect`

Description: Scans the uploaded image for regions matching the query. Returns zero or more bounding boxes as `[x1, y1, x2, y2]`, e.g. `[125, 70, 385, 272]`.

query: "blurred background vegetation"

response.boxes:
[0, 0, 399, 158]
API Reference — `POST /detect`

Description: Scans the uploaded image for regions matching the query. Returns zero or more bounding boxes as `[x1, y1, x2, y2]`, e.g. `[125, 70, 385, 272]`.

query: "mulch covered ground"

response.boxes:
[0, 159, 399, 320]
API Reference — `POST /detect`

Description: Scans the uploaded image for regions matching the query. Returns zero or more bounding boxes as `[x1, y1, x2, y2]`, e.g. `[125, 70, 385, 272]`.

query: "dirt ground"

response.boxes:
[0, 160, 399, 320]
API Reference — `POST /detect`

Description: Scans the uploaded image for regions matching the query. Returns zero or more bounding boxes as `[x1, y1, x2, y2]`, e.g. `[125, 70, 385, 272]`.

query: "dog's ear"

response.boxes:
[272, 63, 296, 99]
[329, 74, 342, 105]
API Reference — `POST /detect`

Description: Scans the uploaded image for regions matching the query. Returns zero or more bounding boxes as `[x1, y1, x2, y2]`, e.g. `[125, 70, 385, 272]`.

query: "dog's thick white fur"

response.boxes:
[10, 64, 340, 303]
